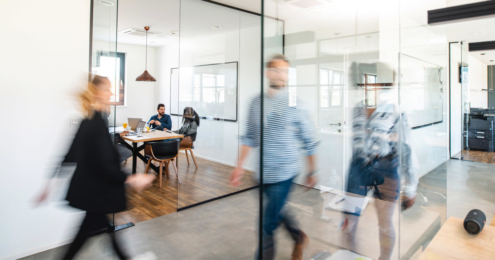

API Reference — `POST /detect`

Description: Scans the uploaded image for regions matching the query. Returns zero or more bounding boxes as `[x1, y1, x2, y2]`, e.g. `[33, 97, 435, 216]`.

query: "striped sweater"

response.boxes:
[241, 90, 319, 184]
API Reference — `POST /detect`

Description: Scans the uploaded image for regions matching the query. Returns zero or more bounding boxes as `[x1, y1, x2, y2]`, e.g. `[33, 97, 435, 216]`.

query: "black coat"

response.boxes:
[64, 111, 128, 214]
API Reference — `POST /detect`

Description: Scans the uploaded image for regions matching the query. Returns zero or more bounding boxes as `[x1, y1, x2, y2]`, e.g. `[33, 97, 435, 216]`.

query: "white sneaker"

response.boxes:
[133, 251, 157, 260]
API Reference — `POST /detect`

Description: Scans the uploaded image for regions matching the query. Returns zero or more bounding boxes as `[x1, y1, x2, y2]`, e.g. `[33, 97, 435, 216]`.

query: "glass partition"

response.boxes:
[261, 0, 404, 258]
[177, 0, 260, 209]
[90, 0, 119, 231]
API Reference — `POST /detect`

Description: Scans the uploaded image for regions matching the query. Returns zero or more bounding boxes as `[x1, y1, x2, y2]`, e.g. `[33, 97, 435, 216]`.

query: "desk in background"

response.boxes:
[419, 217, 495, 259]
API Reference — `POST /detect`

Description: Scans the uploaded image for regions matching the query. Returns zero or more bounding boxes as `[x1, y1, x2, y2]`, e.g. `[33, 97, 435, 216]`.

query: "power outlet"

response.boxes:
[70, 118, 80, 127]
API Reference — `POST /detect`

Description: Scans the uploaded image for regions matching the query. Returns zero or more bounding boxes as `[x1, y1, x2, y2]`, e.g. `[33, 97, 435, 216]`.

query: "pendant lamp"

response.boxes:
[136, 26, 156, 82]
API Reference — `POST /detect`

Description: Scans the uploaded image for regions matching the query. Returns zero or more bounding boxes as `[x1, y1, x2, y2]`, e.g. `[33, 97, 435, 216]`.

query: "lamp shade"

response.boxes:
[136, 26, 156, 82]
[136, 70, 156, 81]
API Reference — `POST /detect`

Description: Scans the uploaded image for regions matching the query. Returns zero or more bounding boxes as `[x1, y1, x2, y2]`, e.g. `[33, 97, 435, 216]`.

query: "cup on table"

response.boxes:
[137, 128, 143, 137]
[126, 126, 131, 131]
[123, 122, 128, 129]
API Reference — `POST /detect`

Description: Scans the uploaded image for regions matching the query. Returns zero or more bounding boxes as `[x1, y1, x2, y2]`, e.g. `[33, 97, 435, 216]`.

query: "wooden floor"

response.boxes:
[460, 150, 495, 164]
[112, 152, 257, 226]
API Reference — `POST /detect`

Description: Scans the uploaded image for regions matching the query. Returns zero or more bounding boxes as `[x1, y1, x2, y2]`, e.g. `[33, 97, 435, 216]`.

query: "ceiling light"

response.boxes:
[210, 25, 222, 29]
[171, 30, 179, 35]
[98, 0, 115, 6]
[481, 53, 486, 55]
[136, 27, 156, 82]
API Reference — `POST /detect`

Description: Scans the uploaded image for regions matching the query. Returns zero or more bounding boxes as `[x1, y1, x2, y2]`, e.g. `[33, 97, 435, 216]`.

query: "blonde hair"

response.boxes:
[79, 75, 108, 119]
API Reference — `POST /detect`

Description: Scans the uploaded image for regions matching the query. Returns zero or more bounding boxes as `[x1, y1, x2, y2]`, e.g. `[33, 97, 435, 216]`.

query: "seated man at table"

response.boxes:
[148, 103, 172, 131]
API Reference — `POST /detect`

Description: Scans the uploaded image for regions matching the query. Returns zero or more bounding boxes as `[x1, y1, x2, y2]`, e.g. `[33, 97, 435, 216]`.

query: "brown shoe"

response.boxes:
[291, 231, 309, 260]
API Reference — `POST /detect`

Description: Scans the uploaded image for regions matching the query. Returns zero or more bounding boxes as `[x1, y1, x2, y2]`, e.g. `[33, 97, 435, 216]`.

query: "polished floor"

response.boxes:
[22, 159, 495, 260]
[458, 149, 495, 164]
[114, 152, 257, 226]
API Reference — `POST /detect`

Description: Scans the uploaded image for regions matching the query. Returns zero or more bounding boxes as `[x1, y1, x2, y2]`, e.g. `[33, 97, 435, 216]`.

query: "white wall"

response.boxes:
[155, 12, 261, 171]
[468, 54, 488, 108]
[93, 41, 157, 126]
[0, 1, 90, 259]
[154, 38, 180, 124]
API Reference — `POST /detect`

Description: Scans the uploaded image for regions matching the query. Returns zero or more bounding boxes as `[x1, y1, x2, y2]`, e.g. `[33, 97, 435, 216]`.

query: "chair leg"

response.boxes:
[189, 149, 198, 169]
[165, 161, 170, 178]
[145, 159, 151, 174]
[171, 159, 181, 184]
[185, 150, 190, 165]
[159, 161, 163, 189]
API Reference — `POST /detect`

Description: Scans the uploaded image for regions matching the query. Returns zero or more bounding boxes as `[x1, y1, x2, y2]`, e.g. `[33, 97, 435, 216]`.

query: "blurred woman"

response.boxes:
[37, 75, 155, 259]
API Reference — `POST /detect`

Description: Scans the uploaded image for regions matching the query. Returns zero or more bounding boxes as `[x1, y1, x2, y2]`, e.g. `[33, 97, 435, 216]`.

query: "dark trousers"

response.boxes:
[346, 157, 399, 260]
[62, 212, 128, 260]
[258, 177, 303, 260]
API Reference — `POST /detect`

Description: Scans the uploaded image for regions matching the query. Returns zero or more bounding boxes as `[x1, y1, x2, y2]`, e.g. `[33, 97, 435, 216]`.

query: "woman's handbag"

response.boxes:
[179, 135, 193, 149]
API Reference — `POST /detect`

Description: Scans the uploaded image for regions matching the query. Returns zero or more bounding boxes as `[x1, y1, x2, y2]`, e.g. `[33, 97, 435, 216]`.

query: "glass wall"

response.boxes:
[90, 0, 119, 231]
[84, 1, 495, 259]
[259, 0, 449, 259]
[176, 0, 260, 209]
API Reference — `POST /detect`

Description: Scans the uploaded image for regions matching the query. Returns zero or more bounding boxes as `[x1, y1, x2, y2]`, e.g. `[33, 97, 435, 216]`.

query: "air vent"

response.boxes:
[276, 0, 332, 10]
[118, 28, 160, 37]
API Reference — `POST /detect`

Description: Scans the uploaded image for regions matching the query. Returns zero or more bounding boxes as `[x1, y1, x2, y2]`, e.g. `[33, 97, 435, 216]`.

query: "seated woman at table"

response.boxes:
[175, 107, 199, 135]
[174, 107, 200, 148]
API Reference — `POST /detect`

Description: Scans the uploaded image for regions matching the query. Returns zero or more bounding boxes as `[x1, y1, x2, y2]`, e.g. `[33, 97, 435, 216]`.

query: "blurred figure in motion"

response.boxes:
[346, 63, 418, 260]
[230, 54, 319, 260]
[36, 75, 155, 259]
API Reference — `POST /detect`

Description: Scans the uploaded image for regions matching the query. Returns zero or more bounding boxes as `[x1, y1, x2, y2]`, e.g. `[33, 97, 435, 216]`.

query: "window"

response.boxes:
[193, 73, 227, 104]
[320, 68, 343, 108]
[364, 74, 378, 108]
[95, 51, 126, 106]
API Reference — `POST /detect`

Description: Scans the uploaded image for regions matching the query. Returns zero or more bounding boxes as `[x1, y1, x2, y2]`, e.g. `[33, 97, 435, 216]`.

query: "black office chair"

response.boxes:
[144, 140, 181, 187]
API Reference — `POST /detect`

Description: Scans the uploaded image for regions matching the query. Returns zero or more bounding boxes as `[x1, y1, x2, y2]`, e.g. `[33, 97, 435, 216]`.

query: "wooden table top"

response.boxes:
[419, 217, 495, 260]
[120, 131, 183, 143]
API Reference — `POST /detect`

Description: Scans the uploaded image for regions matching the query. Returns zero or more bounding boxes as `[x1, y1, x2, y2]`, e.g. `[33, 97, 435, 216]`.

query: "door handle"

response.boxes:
[329, 123, 341, 126]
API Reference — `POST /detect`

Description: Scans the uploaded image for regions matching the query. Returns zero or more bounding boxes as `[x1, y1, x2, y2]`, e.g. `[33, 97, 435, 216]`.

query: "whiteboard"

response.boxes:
[400, 54, 443, 129]
[171, 62, 238, 121]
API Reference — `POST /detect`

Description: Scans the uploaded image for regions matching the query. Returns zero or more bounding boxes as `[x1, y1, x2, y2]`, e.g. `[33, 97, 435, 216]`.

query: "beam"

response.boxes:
[428, 1, 495, 25]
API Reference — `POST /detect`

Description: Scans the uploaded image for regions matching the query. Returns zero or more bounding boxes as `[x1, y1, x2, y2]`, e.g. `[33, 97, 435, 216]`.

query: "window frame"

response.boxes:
[96, 51, 126, 106]
[319, 68, 344, 109]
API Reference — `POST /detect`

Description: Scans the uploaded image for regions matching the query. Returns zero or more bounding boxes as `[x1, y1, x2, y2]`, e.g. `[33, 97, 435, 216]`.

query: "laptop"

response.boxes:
[128, 118, 143, 130]
[128, 121, 146, 135]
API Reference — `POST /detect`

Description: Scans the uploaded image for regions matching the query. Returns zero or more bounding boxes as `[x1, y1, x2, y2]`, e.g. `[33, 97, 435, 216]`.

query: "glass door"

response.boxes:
[261, 0, 401, 259]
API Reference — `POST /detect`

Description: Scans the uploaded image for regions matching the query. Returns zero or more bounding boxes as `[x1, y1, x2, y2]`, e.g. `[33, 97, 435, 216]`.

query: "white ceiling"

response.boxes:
[93, 0, 495, 62]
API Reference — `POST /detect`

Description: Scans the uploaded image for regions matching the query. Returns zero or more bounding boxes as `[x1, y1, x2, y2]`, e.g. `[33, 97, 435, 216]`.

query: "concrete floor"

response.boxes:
[21, 159, 495, 260]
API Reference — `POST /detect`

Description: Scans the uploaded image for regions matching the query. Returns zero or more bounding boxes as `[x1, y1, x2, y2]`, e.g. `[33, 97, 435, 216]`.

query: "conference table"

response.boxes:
[119, 129, 183, 174]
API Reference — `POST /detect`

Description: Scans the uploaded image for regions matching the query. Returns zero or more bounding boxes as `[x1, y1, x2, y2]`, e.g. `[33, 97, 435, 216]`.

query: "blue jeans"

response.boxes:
[258, 177, 303, 260]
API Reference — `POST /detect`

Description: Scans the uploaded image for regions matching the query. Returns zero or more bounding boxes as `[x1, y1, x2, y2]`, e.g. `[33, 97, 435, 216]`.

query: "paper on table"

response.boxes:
[326, 250, 372, 260]
[325, 195, 369, 215]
